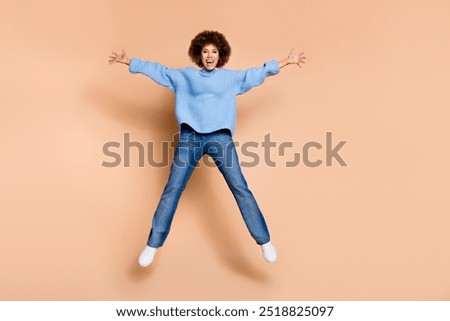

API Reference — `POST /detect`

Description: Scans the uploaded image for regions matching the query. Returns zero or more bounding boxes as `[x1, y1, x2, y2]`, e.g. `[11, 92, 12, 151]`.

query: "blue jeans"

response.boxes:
[147, 124, 270, 247]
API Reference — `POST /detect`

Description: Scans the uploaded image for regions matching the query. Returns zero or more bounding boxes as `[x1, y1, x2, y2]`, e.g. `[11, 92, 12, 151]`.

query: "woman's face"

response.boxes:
[201, 44, 219, 70]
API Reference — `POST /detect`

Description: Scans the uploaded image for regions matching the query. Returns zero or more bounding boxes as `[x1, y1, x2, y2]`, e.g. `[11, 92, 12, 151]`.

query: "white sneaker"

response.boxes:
[138, 246, 157, 267]
[261, 242, 277, 263]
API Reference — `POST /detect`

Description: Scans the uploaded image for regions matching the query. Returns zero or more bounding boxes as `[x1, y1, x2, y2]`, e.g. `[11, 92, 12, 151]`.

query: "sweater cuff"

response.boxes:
[128, 57, 140, 73]
[266, 59, 280, 75]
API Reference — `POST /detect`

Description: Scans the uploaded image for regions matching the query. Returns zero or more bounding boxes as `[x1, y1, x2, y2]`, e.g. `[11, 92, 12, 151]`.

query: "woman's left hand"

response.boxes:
[287, 48, 306, 68]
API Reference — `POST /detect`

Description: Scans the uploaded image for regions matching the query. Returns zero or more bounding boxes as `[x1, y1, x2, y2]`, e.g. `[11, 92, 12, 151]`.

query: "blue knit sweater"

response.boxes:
[129, 58, 280, 134]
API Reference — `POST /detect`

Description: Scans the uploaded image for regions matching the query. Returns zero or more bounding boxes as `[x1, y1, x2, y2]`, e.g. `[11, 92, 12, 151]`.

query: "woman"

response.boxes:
[109, 30, 306, 267]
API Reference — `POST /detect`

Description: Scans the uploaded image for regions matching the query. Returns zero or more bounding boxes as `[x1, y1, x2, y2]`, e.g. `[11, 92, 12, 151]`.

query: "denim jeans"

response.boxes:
[147, 124, 270, 247]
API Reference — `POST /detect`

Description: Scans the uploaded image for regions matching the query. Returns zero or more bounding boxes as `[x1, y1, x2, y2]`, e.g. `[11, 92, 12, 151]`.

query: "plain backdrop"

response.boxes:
[1, 0, 449, 300]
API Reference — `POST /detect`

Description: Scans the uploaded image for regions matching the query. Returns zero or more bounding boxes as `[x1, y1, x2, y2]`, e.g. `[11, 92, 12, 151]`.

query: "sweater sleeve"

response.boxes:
[129, 57, 176, 92]
[237, 59, 280, 95]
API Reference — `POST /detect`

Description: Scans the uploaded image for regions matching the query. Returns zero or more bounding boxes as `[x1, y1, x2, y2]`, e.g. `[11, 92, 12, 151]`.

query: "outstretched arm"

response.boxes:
[109, 49, 131, 65]
[278, 48, 306, 69]
[237, 49, 304, 94]
[109, 50, 176, 91]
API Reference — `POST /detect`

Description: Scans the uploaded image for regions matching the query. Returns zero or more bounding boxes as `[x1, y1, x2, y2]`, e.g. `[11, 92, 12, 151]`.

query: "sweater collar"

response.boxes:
[199, 68, 217, 77]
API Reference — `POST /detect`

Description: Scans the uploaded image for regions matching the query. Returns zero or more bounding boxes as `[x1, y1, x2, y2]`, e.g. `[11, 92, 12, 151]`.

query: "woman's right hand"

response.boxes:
[108, 49, 131, 65]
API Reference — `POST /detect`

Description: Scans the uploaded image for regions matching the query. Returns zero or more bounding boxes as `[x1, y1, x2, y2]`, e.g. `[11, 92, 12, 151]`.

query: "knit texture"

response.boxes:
[129, 58, 280, 134]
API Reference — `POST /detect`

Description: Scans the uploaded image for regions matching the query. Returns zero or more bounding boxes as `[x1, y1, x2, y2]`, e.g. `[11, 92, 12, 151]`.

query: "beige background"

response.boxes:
[1, 0, 449, 300]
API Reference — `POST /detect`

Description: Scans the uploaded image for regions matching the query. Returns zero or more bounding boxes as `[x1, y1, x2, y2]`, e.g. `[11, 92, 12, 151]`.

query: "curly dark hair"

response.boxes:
[188, 30, 231, 68]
